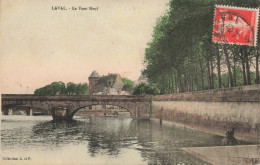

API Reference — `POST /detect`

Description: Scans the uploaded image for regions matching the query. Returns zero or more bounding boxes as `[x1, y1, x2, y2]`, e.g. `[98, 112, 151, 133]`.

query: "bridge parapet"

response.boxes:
[2, 94, 151, 101]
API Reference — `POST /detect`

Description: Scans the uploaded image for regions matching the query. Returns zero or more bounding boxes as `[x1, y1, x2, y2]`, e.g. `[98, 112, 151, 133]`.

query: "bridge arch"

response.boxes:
[2, 104, 46, 116]
[3, 105, 30, 115]
[70, 104, 134, 119]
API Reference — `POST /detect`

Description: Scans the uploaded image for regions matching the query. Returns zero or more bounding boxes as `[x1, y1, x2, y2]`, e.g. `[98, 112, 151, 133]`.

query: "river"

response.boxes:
[1, 115, 249, 165]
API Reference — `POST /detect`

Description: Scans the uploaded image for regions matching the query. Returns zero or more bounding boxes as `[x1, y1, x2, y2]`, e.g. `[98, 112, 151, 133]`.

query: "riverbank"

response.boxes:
[150, 118, 258, 143]
[150, 118, 255, 144]
[182, 145, 260, 165]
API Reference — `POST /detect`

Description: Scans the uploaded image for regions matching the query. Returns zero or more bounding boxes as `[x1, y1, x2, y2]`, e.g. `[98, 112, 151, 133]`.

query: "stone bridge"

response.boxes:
[1, 94, 152, 120]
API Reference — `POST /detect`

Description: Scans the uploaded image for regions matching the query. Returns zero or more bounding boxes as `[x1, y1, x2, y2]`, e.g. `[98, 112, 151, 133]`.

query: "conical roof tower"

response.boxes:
[89, 70, 100, 78]
[88, 70, 100, 95]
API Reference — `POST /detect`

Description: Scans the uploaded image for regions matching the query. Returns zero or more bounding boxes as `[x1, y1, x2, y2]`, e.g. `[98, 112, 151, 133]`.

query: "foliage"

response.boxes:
[122, 78, 134, 87]
[133, 83, 160, 95]
[34, 81, 66, 95]
[221, 69, 256, 88]
[75, 83, 88, 94]
[34, 81, 88, 95]
[67, 82, 77, 95]
[122, 78, 134, 93]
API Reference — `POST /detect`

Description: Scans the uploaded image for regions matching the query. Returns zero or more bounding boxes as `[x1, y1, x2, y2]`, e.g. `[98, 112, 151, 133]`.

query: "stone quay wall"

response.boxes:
[151, 85, 260, 143]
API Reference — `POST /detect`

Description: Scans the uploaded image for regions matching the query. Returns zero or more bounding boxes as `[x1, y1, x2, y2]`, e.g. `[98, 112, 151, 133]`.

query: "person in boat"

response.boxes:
[222, 127, 238, 146]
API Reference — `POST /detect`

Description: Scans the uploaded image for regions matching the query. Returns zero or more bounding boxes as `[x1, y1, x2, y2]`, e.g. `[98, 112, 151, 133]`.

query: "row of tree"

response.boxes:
[34, 80, 161, 95]
[143, 0, 260, 94]
[34, 81, 88, 95]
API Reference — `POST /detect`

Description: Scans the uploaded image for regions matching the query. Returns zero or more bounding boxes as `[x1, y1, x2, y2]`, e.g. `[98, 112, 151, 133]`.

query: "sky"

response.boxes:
[0, 0, 168, 94]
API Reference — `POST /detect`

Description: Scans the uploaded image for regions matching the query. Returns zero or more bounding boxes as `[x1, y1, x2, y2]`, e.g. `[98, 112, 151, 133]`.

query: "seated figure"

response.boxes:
[222, 128, 238, 146]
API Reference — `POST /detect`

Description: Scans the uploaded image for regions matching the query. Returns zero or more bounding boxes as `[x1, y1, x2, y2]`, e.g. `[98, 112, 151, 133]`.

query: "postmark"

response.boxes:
[212, 5, 259, 46]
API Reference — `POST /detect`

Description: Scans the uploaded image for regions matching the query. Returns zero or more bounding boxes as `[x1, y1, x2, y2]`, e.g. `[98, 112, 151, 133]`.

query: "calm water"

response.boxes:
[1, 115, 239, 165]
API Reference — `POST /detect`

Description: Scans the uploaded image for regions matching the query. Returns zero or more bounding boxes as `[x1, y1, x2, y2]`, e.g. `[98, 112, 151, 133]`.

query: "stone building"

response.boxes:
[88, 71, 125, 95]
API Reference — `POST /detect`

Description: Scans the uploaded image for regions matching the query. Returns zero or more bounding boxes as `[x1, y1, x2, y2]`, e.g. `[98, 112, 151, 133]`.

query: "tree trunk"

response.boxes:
[188, 75, 192, 92]
[210, 60, 214, 89]
[206, 60, 211, 90]
[245, 55, 251, 85]
[171, 74, 175, 93]
[194, 65, 198, 91]
[256, 48, 259, 84]
[188, 75, 191, 92]
[199, 61, 204, 90]
[190, 76, 194, 91]
[175, 75, 178, 93]
[168, 75, 171, 93]
[216, 47, 222, 88]
[184, 74, 187, 92]
[178, 72, 182, 93]
[233, 56, 237, 87]
[241, 54, 247, 85]
[179, 78, 182, 93]
[223, 45, 233, 87]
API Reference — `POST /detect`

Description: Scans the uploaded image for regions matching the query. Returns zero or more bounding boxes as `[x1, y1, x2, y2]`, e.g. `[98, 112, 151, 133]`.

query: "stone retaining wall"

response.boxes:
[151, 85, 260, 143]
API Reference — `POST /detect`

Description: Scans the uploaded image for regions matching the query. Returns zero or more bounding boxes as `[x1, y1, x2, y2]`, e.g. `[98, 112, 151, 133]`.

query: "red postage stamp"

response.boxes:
[213, 5, 259, 46]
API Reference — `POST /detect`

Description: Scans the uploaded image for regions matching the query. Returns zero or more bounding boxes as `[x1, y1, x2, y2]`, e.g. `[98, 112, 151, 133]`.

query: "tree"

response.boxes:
[34, 82, 65, 95]
[75, 83, 88, 94]
[67, 82, 77, 95]
[51, 81, 66, 95]
[122, 78, 134, 87]
[133, 83, 160, 95]
[34, 81, 88, 95]
[122, 78, 134, 93]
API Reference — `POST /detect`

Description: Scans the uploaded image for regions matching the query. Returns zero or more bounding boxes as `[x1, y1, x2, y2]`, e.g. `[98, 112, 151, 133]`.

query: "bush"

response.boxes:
[133, 83, 160, 95]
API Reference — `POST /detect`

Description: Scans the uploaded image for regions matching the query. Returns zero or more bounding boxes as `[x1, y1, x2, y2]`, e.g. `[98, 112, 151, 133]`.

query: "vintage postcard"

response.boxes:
[1, 0, 260, 165]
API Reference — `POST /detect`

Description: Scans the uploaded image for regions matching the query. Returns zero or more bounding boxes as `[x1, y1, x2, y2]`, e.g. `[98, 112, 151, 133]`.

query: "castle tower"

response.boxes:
[88, 70, 100, 95]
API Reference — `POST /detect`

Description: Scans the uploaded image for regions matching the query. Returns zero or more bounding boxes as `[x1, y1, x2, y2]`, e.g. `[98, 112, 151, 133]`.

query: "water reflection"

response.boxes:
[29, 117, 138, 156]
[1, 116, 252, 165]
